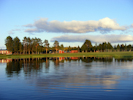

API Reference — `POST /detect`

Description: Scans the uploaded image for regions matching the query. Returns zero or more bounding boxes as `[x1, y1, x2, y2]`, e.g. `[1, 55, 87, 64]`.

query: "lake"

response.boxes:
[0, 57, 133, 100]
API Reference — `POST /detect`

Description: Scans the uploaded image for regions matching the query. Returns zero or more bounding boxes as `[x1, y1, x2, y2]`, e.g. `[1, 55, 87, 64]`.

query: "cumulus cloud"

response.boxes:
[51, 34, 133, 43]
[24, 17, 126, 33]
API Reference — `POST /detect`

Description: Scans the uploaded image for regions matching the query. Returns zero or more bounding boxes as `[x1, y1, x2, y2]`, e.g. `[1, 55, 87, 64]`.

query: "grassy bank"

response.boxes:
[0, 51, 133, 59]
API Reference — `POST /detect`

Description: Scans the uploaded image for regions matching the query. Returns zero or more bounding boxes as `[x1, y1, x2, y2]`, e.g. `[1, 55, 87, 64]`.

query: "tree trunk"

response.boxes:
[36, 47, 37, 54]
[46, 48, 47, 54]
[56, 48, 57, 53]
[32, 49, 34, 54]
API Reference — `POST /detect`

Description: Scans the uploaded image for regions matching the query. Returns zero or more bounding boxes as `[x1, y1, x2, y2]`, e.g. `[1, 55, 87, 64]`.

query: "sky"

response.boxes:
[0, 0, 133, 49]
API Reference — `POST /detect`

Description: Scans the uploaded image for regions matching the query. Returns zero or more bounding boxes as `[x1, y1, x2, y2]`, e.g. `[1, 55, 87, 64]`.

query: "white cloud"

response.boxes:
[131, 24, 133, 27]
[51, 34, 133, 43]
[25, 28, 39, 33]
[23, 24, 34, 27]
[24, 17, 126, 33]
[8, 29, 21, 35]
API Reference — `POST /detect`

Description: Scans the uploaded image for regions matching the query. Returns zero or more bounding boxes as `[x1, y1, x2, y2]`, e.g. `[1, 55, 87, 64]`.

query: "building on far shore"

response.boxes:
[70, 50, 78, 53]
[59, 50, 64, 54]
[0, 50, 12, 55]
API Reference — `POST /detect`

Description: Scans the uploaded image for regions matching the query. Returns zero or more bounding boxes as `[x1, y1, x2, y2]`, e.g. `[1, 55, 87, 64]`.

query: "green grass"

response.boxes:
[0, 51, 133, 59]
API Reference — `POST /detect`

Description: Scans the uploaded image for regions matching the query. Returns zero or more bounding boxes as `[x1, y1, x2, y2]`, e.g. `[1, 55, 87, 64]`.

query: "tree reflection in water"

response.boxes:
[5, 57, 133, 77]
[6, 58, 50, 77]
[1, 57, 132, 100]
[5, 57, 133, 92]
[6, 59, 22, 77]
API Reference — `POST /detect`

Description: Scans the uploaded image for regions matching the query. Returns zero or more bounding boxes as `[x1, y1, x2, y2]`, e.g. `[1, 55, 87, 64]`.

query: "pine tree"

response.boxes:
[53, 40, 59, 53]
[44, 40, 49, 54]
[13, 37, 20, 54]
[5, 36, 13, 52]
[117, 44, 120, 52]
[81, 40, 92, 52]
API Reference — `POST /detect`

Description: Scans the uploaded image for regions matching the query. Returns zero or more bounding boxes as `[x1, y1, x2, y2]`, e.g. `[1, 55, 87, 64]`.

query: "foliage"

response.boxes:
[53, 40, 59, 53]
[5, 36, 13, 51]
[13, 37, 20, 53]
[59, 44, 64, 50]
[44, 40, 49, 54]
[4, 36, 133, 55]
[81, 40, 92, 52]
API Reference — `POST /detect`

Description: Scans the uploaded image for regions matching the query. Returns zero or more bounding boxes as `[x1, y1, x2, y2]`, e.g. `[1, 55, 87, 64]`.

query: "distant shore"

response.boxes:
[0, 51, 133, 59]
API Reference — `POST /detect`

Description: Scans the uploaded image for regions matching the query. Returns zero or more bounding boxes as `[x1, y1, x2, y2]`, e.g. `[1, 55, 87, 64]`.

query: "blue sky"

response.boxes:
[0, 0, 133, 49]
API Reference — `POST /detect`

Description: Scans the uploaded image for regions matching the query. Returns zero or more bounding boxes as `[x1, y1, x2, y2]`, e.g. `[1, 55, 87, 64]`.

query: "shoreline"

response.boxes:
[0, 51, 133, 59]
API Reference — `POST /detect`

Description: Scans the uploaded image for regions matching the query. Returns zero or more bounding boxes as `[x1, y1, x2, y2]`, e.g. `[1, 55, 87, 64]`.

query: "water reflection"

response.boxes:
[5, 57, 133, 75]
[5, 57, 133, 89]
[0, 57, 133, 99]
[6, 59, 22, 77]
[0, 58, 12, 63]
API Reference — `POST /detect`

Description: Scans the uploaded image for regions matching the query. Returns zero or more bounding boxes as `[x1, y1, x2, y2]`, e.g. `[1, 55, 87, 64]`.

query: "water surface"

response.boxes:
[0, 57, 133, 100]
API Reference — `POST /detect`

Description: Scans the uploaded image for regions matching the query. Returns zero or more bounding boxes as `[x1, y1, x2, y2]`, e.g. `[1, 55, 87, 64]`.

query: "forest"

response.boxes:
[4, 36, 133, 54]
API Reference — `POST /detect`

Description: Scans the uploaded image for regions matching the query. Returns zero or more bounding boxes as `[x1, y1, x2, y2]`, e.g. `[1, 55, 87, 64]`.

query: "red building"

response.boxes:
[0, 50, 12, 55]
[70, 50, 78, 53]
[70, 57, 79, 60]
[59, 50, 64, 54]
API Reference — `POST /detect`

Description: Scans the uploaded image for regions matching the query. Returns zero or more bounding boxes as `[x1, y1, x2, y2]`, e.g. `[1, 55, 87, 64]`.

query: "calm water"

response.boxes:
[0, 57, 133, 100]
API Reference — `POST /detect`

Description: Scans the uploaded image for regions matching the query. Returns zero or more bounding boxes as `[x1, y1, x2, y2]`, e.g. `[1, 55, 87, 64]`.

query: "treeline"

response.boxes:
[5, 36, 133, 54]
[5, 36, 59, 54]
[81, 40, 132, 52]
